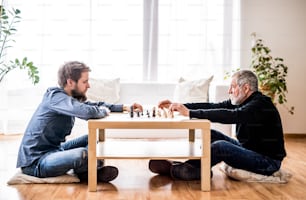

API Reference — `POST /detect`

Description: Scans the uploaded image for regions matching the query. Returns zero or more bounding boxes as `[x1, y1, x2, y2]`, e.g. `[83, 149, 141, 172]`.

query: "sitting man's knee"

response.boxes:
[211, 140, 233, 154]
[212, 140, 228, 148]
[74, 147, 88, 160]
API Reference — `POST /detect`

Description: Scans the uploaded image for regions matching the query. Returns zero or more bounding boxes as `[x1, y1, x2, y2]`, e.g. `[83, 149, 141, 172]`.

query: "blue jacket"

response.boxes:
[16, 87, 123, 168]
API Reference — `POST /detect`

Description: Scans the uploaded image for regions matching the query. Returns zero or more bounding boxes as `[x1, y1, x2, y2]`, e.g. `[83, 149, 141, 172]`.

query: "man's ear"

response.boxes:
[66, 79, 75, 87]
[243, 83, 251, 94]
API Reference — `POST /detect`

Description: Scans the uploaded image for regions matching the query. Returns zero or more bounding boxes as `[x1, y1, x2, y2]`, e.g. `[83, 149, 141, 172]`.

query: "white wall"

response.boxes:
[240, 0, 306, 134]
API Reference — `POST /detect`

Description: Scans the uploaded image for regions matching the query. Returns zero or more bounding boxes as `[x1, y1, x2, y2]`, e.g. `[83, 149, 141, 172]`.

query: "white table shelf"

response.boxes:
[97, 139, 203, 159]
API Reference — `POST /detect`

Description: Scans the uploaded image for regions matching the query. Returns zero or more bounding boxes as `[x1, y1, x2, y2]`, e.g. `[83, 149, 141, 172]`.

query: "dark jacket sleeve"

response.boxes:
[185, 100, 240, 124]
[186, 95, 274, 125]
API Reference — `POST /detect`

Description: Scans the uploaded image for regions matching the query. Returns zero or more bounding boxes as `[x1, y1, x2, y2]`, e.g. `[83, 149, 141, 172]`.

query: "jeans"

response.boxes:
[186, 129, 281, 176]
[22, 135, 103, 178]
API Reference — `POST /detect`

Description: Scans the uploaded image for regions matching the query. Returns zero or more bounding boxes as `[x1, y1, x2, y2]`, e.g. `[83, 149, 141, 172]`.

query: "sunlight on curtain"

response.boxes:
[90, 0, 143, 81]
[1, 0, 240, 134]
[4, 0, 240, 87]
[158, 0, 240, 82]
[4, 0, 92, 88]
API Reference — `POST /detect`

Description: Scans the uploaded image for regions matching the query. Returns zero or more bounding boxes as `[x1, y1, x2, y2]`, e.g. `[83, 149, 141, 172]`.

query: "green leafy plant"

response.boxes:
[0, 6, 39, 84]
[224, 68, 240, 80]
[250, 33, 294, 114]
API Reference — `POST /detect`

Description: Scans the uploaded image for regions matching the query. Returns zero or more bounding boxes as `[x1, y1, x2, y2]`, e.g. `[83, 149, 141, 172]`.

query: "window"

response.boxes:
[5, 0, 240, 87]
[157, 0, 237, 82]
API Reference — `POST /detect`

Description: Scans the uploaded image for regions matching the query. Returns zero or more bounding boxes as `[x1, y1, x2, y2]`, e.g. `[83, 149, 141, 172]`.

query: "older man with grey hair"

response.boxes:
[149, 70, 286, 181]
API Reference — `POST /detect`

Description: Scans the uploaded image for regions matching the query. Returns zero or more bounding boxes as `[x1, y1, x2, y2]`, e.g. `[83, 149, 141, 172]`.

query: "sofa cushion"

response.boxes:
[87, 78, 120, 103]
[173, 76, 213, 103]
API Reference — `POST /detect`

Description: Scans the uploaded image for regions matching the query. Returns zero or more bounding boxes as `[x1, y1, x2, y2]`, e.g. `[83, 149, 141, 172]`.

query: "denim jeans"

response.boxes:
[186, 129, 281, 176]
[22, 134, 103, 178]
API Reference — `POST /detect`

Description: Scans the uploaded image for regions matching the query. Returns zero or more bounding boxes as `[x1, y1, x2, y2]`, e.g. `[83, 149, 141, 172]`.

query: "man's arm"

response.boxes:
[49, 91, 109, 120]
[189, 96, 267, 124]
[184, 99, 235, 110]
[87, 102, 143, 113]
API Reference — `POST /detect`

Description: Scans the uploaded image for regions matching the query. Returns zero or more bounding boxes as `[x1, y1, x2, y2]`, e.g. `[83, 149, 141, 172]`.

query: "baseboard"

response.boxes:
[284, 133, 306, 138]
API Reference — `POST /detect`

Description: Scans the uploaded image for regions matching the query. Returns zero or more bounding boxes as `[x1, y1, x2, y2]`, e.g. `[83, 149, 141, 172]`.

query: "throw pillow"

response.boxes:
[173, 76, 213, 103]
[87, 78, 120, 104]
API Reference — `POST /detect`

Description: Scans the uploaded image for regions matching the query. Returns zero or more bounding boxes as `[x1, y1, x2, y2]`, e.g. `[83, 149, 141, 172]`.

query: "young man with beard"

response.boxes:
[149, 70, 286, 181]
[16, 61, 143, 182]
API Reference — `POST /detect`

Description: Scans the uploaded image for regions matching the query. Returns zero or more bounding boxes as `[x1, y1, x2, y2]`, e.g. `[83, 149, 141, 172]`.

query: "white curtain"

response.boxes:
[3, 0, 240, 86]
[0, 0, 240, 134]
[143, 0, 158, 81]
[157, 0, 240, 82]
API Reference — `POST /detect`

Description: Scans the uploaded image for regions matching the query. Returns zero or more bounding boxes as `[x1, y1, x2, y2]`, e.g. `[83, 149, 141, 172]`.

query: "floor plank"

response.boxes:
[0, 134, 305, 200]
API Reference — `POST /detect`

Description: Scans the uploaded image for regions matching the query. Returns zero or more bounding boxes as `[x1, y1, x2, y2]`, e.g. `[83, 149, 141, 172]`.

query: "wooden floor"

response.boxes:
[0, 134, 305, 200]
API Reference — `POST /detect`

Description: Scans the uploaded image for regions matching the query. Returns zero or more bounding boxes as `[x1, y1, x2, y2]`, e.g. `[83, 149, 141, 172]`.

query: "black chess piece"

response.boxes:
[152, 107, 156, 117]
[130, 106, 134, 118]
[146, 110, 150, 118]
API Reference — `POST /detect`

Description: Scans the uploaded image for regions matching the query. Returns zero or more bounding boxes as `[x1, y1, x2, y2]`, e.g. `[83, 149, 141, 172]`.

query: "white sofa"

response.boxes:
[0, 83, 233, 137]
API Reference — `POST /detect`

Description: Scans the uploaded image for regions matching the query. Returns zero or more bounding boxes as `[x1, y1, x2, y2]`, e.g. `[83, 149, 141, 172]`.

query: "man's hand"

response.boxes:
[132, 103, 143, 112]
[123, 103, 143, 112]
[158, 99, 172, 109]
[169, 103, 190, 117]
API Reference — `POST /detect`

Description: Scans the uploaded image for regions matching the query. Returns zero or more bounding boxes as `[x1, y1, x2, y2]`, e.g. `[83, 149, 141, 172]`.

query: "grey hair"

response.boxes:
[232, 70, 258, 92]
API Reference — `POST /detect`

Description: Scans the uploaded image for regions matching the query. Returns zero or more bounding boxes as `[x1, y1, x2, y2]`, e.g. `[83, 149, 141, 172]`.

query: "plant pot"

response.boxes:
[259, 85, 275, 103]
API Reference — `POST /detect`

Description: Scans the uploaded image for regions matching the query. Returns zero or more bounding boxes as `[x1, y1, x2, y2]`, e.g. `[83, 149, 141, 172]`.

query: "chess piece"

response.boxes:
[152, 107, 156, 117]
[146, 110, 150, 118]
[130, 106, 134, 118]
[168, 110, 174, 118]
[157, 108, 162, 117]
[162, 108, 168, 118]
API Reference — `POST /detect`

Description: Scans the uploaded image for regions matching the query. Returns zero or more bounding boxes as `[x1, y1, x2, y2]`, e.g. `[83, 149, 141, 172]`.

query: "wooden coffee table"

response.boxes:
[88, 113, 211, 192]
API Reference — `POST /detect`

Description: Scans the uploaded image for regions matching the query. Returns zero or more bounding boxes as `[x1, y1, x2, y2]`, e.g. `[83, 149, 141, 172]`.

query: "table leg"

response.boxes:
[201, 128, 211, 191]
[88, 128, 98, 192]
[189, 129, 195, 142]
[99, 129, 105, 142]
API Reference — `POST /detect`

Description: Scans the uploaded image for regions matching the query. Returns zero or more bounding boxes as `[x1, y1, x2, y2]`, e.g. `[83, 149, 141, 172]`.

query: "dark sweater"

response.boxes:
[186, 91, 286, 161]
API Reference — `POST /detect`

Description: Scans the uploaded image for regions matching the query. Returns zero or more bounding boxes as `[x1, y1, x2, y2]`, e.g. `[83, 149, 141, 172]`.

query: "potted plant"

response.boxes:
[250, 33, 294, 114]
[0, 5, 39, 85]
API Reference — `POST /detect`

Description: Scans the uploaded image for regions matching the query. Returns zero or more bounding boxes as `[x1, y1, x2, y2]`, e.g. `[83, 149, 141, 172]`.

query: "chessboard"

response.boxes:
[129, 106, 174, 119]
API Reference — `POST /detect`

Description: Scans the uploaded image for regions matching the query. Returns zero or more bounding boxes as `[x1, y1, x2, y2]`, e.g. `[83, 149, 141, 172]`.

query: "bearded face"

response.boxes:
[230, 89, 247, 105]
[66, 71, 90, 102]
[71, 86, 87, 102]
[229, 77, 249, 105]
